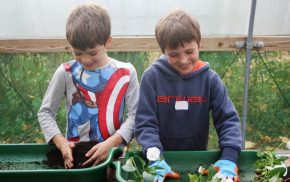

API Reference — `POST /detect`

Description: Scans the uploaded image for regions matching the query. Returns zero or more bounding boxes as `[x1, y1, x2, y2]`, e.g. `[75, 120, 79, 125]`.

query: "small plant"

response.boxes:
[254, 151, 288, 182]
[188, 165, 224, 182]
[122, 155, 161, 182]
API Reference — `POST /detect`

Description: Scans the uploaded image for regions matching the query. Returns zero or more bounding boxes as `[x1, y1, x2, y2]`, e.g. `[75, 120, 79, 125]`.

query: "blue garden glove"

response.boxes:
[214, 160, 239, 180]
[149, 160, 180, 182]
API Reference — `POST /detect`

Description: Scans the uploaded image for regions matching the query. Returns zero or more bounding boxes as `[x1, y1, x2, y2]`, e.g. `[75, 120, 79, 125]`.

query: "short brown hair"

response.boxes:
[66, 2, 111, 50]
[155, 9, 201, 53]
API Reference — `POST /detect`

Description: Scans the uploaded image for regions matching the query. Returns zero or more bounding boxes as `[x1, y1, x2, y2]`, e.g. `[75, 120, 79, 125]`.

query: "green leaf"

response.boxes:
[133, 155, 146, 173]
[268, 167, 286, 178]
[268, 173, 281, 182]
[122, 157, 136, 172]
[199, 175, 205, 182]
[142, 171, 154, 182]
[207, 165, 218, 180]
[188, 174, 199, 182]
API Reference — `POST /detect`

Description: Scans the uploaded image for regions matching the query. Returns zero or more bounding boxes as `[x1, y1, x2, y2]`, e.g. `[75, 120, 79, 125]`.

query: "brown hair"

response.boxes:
[155, 9, 201, 53]
[66, 2, 111, 50]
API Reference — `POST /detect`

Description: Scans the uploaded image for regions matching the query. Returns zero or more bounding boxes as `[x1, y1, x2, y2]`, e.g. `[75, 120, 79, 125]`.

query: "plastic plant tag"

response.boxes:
[146, 147, 160, 161]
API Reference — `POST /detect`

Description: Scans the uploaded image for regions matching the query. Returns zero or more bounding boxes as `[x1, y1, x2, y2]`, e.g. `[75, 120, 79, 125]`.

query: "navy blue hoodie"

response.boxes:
[134, 56, 242, 163]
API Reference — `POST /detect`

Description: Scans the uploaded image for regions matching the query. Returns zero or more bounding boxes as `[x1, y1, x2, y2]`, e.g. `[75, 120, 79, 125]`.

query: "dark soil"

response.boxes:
[0, 161, 45, 170]
[282, 173, 290, 182]
[43, 140, 99, 169]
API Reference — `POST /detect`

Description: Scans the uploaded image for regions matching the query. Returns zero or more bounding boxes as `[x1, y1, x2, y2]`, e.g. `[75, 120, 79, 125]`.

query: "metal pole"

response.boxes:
[242, 0, 257, 149]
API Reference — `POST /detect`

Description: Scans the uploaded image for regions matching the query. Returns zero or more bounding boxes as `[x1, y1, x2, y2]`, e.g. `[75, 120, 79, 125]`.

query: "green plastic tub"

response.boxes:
[0, 144, 122, 182]
[114, 150, 258, 182]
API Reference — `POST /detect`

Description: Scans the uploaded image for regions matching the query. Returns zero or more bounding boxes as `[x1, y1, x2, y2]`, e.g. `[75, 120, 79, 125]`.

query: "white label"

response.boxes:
[175, 101, 188, 110]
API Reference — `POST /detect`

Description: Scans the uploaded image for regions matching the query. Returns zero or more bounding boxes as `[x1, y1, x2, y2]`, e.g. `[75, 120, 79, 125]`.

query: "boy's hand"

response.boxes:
[52, 134, 75, 169]
[81, 140, 112, 166]
[149, 160, 180, 182]
[214, 160, 239, 181]
[60, 142, 75, 169]
[82, 134, 123, 167]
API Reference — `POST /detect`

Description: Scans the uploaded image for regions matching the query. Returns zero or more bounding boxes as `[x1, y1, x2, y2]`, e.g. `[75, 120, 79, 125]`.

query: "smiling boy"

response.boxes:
[134, 9, 242, 182]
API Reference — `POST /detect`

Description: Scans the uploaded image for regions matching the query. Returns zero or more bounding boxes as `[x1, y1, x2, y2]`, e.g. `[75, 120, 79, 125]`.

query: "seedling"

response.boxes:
[188, 165, 222, 182]
[254, 151, 288, 182]
[122, 155, 161, 182]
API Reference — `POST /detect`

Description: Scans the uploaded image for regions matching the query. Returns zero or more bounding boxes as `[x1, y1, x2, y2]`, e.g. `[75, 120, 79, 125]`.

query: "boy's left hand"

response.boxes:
[82, 134, 123, 167]
[82, 139, 114, 167]
[214, 160, 239, 181]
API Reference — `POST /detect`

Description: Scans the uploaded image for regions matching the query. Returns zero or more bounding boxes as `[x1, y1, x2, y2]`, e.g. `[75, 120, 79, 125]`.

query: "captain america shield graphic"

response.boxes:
[98, 68, 130, 139]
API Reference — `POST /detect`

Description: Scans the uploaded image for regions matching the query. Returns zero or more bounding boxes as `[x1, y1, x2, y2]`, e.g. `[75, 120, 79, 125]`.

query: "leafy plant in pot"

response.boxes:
[122, 155, 162, 182]
[254, 151, 288, 182]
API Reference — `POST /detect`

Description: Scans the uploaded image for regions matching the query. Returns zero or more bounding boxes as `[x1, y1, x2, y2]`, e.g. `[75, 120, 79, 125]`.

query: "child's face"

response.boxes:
[72, 45, 109, 70]
[164, 41, 199, 76]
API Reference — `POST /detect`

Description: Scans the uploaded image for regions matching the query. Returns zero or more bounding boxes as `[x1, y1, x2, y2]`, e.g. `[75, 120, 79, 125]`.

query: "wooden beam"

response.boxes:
[0, 36, 289, 53]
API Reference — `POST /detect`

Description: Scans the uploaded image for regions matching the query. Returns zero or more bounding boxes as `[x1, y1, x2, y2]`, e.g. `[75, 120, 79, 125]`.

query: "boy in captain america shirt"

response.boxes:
[134, 9, 242, 182]
[38, 3, 139, 169]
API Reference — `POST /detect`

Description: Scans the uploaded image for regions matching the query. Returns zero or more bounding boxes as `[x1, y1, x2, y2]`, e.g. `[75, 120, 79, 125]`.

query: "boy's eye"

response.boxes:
[74, 52, 82, 56]
[168, 53, 177, 57]
[186, 50, 194, 54]
[89, 52, 97, 56]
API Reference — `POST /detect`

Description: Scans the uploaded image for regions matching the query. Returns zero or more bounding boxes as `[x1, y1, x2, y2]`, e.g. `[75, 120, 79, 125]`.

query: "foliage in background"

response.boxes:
[200, 51, 290, 150]
[0, 53, 71, 143]
[0, 51, 289, 150]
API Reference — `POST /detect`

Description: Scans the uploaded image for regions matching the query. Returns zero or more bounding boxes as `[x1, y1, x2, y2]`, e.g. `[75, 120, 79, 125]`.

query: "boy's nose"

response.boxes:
[179, 54, 188, 64]
[81, 54, 92, 63]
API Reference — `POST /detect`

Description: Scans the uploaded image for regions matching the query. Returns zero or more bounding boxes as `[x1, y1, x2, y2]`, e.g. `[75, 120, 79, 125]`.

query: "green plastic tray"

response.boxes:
[0, 144, 122, 182]
[114, 150, 258, 182]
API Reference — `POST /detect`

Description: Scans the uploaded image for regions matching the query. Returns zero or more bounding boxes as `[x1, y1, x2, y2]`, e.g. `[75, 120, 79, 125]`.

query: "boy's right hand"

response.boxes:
[146, 147, 180, 181]
[149, 160, 180, 182]
[52, 134, 75, 169]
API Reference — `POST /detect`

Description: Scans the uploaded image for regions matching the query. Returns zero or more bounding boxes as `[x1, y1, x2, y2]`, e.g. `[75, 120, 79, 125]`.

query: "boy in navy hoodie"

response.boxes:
[134, 9, 242, 182]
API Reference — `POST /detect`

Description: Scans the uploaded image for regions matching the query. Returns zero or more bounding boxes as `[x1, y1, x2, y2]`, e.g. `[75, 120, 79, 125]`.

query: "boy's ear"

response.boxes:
[105, 36, 112, 48]
[69, 46, 75, 55]
[198, 42, 201, 49]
